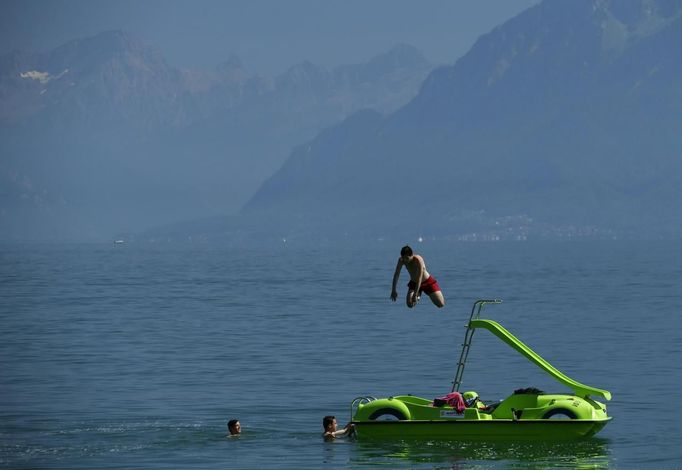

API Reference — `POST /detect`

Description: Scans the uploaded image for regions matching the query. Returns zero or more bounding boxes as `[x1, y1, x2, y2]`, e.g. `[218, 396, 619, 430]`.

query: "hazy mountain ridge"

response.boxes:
[1, 32, 436, 130]
[1, 31, 190, 129]
[0, 32, 434, 241]
[240, 0, 682, 241]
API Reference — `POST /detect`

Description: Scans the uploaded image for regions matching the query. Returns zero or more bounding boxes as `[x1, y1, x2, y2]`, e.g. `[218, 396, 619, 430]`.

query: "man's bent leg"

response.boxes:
[428, 291, 445, 308]
[406, 290, 418, 308]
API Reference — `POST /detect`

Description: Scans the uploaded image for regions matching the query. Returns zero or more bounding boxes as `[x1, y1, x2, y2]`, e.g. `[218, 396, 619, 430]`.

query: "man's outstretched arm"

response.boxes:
[390, 258, 403, 301]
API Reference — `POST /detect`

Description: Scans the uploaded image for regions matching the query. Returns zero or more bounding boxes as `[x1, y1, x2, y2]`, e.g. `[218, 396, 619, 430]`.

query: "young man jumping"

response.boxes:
[390, 245, 445, 308]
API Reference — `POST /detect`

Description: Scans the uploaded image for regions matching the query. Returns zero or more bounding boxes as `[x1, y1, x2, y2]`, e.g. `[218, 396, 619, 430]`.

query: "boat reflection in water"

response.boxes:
[351, 437, 612, 468]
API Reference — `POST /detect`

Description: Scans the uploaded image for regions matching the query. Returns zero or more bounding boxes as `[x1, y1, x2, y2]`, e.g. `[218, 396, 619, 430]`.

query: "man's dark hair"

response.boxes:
[323, 415, 335, 430]
[400, 245, 413, 256]
[228, 419, 239, 430]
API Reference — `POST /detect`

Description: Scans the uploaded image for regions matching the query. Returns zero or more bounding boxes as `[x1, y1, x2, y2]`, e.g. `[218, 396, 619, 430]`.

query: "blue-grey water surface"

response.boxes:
[1, 241, 681, 468]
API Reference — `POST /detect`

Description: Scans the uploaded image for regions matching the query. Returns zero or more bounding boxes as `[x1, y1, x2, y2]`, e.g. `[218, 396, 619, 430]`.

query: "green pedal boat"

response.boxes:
[350, 300, 612, 440]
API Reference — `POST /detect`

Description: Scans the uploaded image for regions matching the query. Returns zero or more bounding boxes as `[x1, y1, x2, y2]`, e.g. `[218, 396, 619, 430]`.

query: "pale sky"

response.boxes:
[1, 0, 540, 74]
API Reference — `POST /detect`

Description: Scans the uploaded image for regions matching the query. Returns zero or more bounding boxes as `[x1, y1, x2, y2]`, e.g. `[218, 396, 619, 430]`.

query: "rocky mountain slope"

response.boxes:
[0, 31, 433, 240]
[242, 0, 682, 241]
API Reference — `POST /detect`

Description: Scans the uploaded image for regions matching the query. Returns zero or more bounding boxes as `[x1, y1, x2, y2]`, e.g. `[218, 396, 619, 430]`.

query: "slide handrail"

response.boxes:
[470, 319, 611, 401]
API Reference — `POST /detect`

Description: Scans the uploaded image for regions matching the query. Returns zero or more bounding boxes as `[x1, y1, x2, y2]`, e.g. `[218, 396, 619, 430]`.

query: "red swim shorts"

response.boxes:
[408, 276, 441, 295]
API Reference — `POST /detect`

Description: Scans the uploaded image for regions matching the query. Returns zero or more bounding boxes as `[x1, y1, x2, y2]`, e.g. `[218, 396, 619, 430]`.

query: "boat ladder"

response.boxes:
[451, 299, 502, 392]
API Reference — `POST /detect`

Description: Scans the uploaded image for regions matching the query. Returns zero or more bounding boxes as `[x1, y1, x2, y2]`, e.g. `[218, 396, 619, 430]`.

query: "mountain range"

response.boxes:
[0, 32, 433, 241]
[4, 0, 681, 243]
[234, 0, 682, 242]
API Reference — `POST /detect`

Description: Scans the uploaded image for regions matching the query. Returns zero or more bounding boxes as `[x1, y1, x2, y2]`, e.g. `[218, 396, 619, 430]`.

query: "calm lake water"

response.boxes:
[1, 240, 681, 468]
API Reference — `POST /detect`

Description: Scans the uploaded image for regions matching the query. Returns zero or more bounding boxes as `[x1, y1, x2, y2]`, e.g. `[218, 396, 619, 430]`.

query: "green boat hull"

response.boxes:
[353, 418, 611, 440]
[351, 393, 611, 440]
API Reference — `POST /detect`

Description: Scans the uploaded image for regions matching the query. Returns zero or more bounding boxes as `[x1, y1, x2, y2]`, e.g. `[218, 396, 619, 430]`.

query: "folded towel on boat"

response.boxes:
[433, 392, 465, 413]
